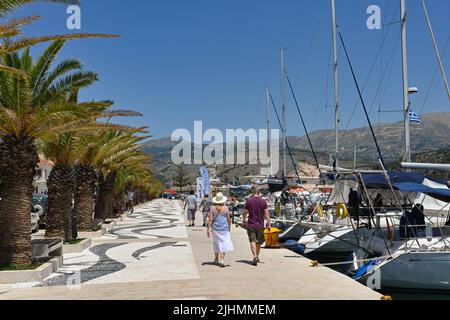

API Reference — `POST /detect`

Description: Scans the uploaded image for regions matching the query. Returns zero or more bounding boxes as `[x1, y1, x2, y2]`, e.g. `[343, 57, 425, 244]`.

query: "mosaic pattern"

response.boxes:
[36, 200, 200, 287]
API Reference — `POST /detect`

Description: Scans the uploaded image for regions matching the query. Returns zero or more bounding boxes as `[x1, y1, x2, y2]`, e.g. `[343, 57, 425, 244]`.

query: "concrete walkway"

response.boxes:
[0, 199, 381, 300]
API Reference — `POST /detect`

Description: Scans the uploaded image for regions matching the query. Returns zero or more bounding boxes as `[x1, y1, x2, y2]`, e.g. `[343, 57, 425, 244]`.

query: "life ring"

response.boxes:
[336, 203, 348, 219]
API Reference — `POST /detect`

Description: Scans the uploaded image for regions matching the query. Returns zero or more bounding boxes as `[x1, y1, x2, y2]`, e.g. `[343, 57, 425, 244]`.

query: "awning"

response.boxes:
[394, 182, 450, 203]
[339, 171, 446, 189]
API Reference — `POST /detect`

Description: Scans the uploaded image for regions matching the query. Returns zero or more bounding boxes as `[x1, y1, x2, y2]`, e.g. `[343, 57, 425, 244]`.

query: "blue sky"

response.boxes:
[11, 0, 450, 139]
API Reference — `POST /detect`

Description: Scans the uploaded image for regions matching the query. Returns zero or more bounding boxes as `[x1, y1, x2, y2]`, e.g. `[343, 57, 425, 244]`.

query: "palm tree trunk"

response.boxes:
[0, 136, 38, 266]
[95, 172, 116, 220]
[75, 165, 96, 232]
[46, 164, 74, 242]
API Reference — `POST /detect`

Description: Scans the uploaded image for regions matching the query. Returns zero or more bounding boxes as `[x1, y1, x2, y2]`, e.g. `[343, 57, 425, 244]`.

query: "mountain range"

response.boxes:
[145, 112, 450, 184]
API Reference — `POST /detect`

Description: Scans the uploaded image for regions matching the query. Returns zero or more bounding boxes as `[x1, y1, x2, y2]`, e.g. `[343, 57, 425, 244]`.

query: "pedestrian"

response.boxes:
[348, 188, 361, 225]
[199, 194, 212, 227]
[183, 190, 198, 227]
[127, 190, 135, 214]
[229, 195, 237, 224]
[242, 186, 271, 266]
[207, 192, 234, 268]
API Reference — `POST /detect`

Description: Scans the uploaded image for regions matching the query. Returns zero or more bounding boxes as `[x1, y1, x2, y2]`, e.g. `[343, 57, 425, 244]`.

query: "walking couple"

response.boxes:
[206, 186, 271, 268]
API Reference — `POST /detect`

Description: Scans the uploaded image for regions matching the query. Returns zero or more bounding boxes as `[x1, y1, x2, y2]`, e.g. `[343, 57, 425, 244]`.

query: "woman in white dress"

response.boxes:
[207, 193, 234, 268]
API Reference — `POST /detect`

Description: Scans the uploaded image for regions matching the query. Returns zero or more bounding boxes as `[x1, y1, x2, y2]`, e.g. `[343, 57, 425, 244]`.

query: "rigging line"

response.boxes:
[419, 36, 450, 115]
[268, 90, 301, 182]
[335, 0, 359, 59]
[285, 73, 321, 174]
[313, 34, 334, 133]
[292, 0, 328, 86]
[343, 3, 401, 132]
[378, 38, 402, 113]
[337, 28, 386, 168]
[420, 0, 450, 101]
[248, 86, 267, 129]
[368, 32, 402, 115]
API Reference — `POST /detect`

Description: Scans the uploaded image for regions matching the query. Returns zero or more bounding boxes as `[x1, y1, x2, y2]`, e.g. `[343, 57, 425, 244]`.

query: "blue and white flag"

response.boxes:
[409, 111, 421, 124]
[199, 166, 210, 197]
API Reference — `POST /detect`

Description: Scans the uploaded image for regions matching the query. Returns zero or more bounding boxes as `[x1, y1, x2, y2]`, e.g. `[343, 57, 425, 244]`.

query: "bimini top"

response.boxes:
[342, 171, 447, 189]
[339, 171, 450, 202]
[394, 182, 450, 203]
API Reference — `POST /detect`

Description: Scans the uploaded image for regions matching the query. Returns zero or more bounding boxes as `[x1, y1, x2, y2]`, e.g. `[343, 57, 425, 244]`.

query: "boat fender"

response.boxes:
[316, 204, 324, 218]
[381, 296, 392, 301]
[310, 260, 319, 267]
[336, 203, 348, 219]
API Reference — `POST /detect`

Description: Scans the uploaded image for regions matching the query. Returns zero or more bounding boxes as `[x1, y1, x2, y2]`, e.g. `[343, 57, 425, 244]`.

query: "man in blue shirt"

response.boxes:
[184, 191, 198, 227]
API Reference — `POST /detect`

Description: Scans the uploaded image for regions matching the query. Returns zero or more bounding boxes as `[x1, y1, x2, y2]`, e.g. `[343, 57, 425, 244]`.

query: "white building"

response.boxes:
[33, 159, 54, 195]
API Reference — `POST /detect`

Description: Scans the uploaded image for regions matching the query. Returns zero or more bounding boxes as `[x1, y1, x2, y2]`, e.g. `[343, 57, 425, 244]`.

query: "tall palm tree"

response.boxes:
[38, 133, 78, 241]
[91, 131, 150, 220]
[0, 40, 118, 266]
[73, 128, 147, 230]
[113, 163, 158, 205]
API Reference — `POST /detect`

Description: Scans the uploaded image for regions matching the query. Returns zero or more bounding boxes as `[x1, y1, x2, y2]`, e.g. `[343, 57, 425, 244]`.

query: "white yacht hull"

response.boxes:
[360, 251, 450, 291]
[299, 227, 360, 262]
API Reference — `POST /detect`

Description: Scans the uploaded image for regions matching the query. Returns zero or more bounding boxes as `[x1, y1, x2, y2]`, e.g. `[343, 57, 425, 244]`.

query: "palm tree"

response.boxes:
[0, 0, 120, 267]
[0, 39, 119, 266]
[113, 163, 162, 210]
[73, 128, 148, 230]
[39, 133, 78, 241]
[94, 133, 151, 220]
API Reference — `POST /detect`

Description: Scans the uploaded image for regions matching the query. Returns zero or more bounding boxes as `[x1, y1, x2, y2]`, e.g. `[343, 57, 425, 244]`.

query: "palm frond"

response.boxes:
[0, 33, 120, 55]
[31, 40, 66, 91]
[40, 71, 98, 104]
[0, 16, 41, 38]
[0, 62, 26, 76]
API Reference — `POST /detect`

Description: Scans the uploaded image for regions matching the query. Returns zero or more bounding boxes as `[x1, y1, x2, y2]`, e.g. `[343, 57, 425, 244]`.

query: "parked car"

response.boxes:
[31, 206, 40, 233]
[32, 194, 48, 224]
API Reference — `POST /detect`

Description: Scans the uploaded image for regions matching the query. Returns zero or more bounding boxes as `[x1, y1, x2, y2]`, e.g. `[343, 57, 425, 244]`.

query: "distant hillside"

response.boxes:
[145, 141, 336, 185]
[288, 112, 450, 163]
[146, 112, 450, 184]
[412, 148, 450, 180]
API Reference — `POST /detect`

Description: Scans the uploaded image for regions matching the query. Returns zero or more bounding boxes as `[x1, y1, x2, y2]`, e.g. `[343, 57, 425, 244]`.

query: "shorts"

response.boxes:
[187, 209, 196, 220]
[247, 228, 265, 245]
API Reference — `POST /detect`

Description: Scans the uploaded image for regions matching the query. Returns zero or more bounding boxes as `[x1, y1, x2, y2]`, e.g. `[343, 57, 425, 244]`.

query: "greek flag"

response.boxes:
[409, 111, 421, 124]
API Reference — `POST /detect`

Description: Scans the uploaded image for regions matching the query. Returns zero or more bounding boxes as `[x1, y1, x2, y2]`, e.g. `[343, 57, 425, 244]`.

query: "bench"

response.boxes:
[32, 238, 63, 261]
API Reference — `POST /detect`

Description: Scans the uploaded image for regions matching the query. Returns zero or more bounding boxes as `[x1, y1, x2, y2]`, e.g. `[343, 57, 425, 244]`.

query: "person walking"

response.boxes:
[127, 190, 135, 214]
[242, 186, 271, 266]
[199, 194, 212, 227]
[229, 195, 237, 224]
[207, 192, 234, 268]
[184, 190, 198, 227]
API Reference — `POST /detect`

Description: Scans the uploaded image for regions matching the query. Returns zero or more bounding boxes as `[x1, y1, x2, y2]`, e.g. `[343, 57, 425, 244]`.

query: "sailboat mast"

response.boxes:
[280, 48, 287, 177]
[400, 0, 411, 165]
[266, 84, 273, 176]
[331, 0, 340, 168]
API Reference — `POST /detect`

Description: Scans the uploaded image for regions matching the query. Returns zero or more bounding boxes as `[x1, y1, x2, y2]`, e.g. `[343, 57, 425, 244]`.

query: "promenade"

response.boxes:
[0, 199, 381, 300]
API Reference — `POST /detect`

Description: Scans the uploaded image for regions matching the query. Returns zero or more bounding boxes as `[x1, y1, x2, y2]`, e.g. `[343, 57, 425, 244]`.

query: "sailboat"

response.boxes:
[352, 0, 450, 292]
[292, 0, 359, 260]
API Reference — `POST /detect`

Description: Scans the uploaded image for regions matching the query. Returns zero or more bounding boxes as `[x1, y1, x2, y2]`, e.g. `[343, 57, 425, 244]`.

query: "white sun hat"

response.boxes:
[212, 192, 228, 204]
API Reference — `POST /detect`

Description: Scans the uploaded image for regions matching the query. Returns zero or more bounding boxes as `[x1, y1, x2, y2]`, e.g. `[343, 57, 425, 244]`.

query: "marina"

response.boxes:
[0, 0, 449, 305]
